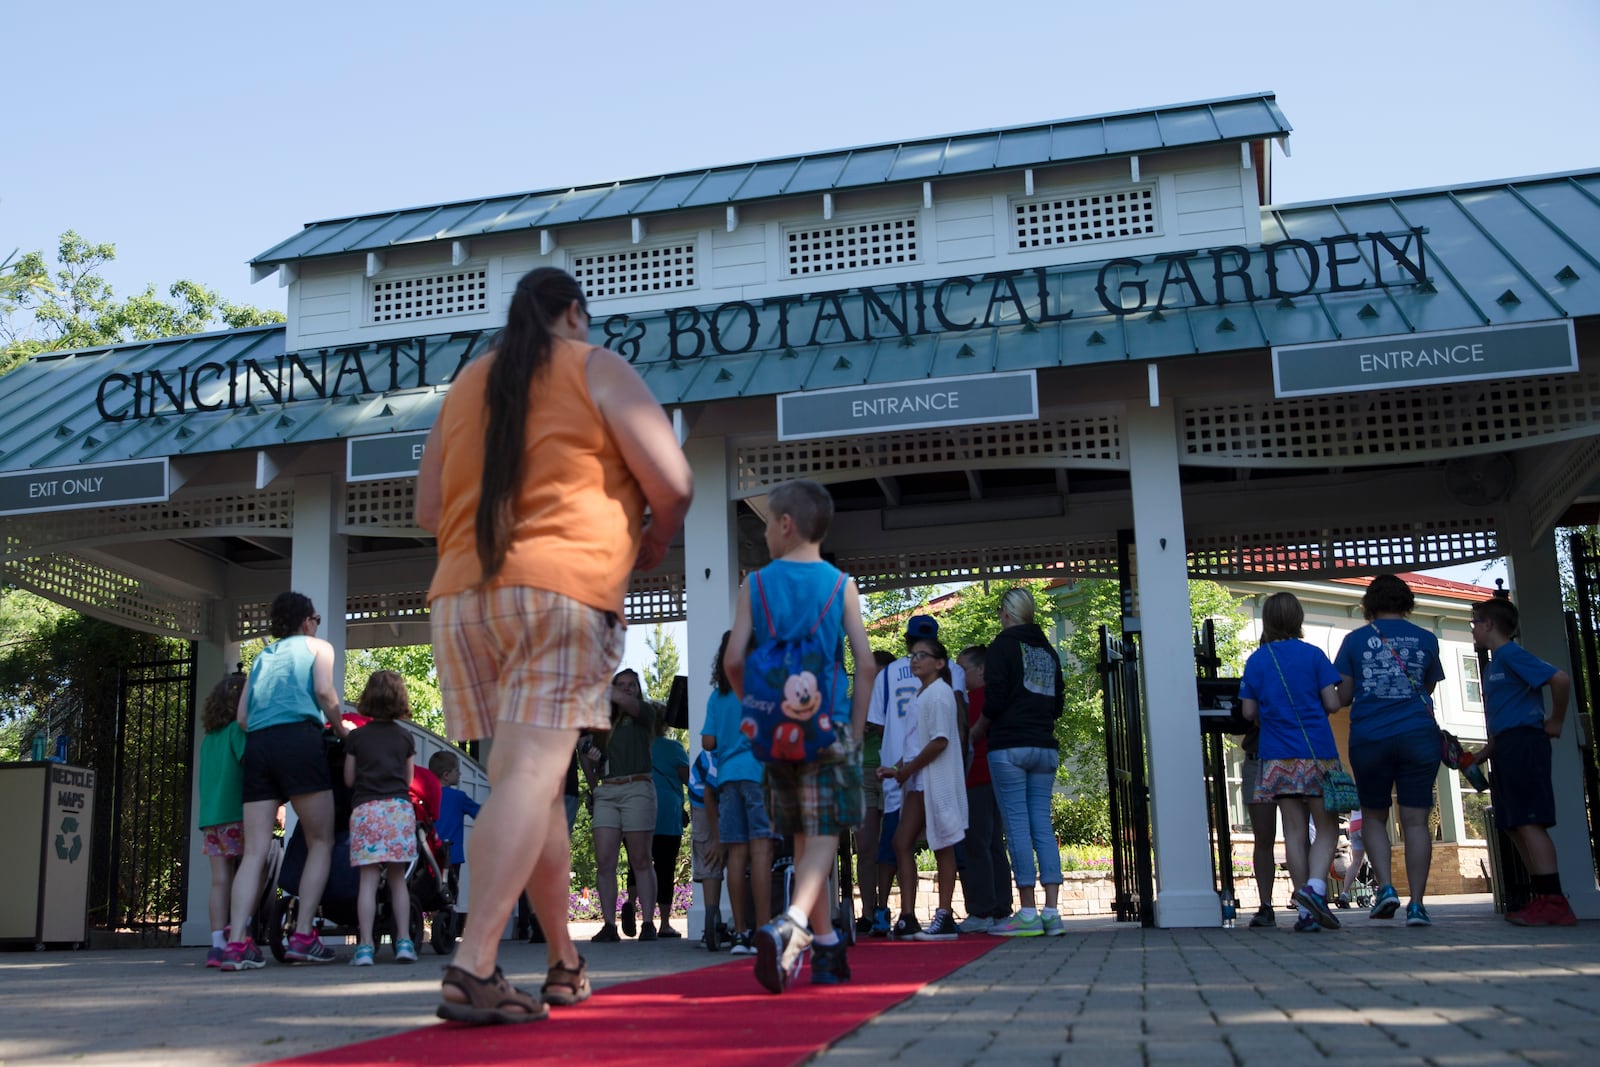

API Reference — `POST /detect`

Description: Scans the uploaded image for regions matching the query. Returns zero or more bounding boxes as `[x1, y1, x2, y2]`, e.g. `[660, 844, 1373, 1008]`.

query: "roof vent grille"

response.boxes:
[1014, 185, 1157, 250]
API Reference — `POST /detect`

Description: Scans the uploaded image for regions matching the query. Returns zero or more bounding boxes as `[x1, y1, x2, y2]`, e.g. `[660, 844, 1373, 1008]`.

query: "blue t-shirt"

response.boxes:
[704, 688, 760, 784]
[687, 749, 717, 808]
[1485, 641, 1558, 735]
[437, 785, 480, 865]
[651, 735, 689, 836]
[245, 635, 322, 731]
[1334, 618, 1445, 739]
[1239, 639, 1342, 760]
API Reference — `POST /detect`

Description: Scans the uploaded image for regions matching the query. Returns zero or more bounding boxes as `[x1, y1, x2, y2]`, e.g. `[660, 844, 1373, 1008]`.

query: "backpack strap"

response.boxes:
[752, 572, 777, 641]
[808, 574, 848, 635]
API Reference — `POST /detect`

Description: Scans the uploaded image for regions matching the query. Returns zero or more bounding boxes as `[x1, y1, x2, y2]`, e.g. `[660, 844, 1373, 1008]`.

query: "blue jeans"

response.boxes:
[987, 747, 1063, 888]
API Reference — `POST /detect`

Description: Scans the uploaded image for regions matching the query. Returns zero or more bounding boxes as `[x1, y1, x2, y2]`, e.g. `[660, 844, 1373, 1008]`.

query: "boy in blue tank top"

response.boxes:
[725, 479, 875, 993]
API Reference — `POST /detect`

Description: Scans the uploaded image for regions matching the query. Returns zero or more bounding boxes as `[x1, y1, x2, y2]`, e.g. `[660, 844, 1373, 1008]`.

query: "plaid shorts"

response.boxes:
[762, 733, 864, 839]
[201, 821, 244, 858]
[431, 587, 625, 740]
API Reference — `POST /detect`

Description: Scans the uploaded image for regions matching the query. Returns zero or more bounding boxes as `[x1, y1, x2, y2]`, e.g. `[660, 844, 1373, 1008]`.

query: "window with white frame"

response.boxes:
[1460, 652, 1484, 711]
[1014, 186, 1158, 250]
[785, 217, 918, 277]
[370, 269, 489, 324]
[570, 243, 697, 298]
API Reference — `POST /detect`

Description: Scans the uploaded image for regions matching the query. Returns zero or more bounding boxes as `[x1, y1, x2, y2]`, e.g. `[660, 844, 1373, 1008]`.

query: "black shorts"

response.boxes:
[241, 720, 333, 804]
[1490, 726, 1556, 831]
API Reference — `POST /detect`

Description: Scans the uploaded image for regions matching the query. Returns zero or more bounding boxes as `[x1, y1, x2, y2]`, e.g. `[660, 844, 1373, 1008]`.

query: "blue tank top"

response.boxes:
[752, 559, 850, 730]
[246, 635, 322, 731]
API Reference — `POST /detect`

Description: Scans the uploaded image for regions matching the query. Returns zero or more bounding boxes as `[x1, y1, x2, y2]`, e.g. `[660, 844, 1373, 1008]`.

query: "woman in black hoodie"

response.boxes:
[975, 588, 1065, 937]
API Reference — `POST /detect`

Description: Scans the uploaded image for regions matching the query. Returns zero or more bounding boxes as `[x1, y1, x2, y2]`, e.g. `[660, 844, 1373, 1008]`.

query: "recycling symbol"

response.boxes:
[55, 815, 83, 863]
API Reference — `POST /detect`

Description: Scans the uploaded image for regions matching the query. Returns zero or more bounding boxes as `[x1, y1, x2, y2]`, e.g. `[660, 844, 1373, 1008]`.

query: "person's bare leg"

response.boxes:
[1307, 807, 1340, 893]
[790, 832, 839, 930]
[447, 723, 575, 981]
[288, 789, 336, 937]
[895, 792, 926, 916]
[593, 825, 623, 930]
[227, 799, 279, 938]
[1398, 804, 1432, 903]
[1342, 847, 1365, 897]
[725, 842, 749, 935]
[387, 861, 410, 948]
[749, 836, 775, 927]
[208, 855, 234, 935]
[357, 864, 381, 946]
[935, 846, 956, 911]
[1278, 798, 1311, 892]
[1248, 800, 1278, 908]
[1512, 824, 1560, 876]
[623, 829, 657, 925]
[856, 805, 881, 917]
[523, 786, 582, 972]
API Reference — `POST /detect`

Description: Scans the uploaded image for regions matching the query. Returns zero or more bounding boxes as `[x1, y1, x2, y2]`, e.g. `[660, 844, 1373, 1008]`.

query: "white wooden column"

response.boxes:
[291, 474, 348, 688]
[1125, 401, 1219, 927]
[1502, 514, 1600, 917]
[680, 434, 739, 937]
[179, 633, 242, 946]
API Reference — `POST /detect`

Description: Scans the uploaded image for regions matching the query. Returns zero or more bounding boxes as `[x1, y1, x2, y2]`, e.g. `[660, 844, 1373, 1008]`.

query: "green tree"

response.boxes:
[344, 644, 444, 735]
[643, 624, 681, 704]
[862, 586, 930, 650]
[1, 230, 284, 376]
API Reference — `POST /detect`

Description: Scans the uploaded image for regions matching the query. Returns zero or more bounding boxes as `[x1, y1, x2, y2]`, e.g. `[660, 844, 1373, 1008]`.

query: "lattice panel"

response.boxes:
[571, 244, 696, 298]
[786, 217, 918, 277]
[626, 571, 686, 624]
[5, 552, 208, 639]
[1524, 436, 1600, 548]
[736, 414, 1123, 495]
[1182, 367, 1600, 465]
[370, 269, 489, 324]
[1187, 518, 1498, 578]
[345, 479, 418, 529]
[233, 599, 274, 643]
[2, 488, 296, 556]
[347, 590, 431, 626]
[1014, 186, 1158, 250]
[841, 540, 1120, 594]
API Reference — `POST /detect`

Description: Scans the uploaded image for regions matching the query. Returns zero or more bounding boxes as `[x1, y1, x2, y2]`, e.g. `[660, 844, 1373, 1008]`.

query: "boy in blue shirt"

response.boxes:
[726, 479, 875, 993]
[1471, 597, 1576, 927]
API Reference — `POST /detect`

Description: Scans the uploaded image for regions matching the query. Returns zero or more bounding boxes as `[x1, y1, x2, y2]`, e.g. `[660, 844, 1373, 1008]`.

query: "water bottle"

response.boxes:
[1221, 894, 1237, 928]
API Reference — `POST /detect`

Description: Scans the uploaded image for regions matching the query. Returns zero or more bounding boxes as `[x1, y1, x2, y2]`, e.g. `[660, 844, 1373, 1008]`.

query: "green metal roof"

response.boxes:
[2, 169, 1596, 476]
[250, 93, 1292, 268]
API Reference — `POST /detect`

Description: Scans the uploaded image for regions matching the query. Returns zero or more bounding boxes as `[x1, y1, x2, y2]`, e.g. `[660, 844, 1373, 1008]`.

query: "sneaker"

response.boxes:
[753, 916, 813, 994]
[914, 908, 959, 941]
[621, 899, 637, 938]
[1248, 906, 1276, 928]
[811, 940, 851, 985]
[1292, 886, 1342, 930]
[988, 912, 1044, 937]
[890, 913, 922, 940]
[591, 924, 621, 943]
[394, 938, 417, 962]
[1507, 895, 1579, 927]
[639, 920, 658, 942]
[658, 922, 682, 939]
[351, 944, 375, 967]
[204, 947, 226, 968]
[218, 939, 265, 971]
[284, 931, 336, 963]
[1369, 885, 1401, 920]
[855, 914, 875, 935]
[1335, 893, 1352, 909]
[730, 932, 756, 956]
[1292, 916, 1322, 933]
[870, 907, 892, 938]
[1041, 912, 1066, 937]
[958, 915, 993, 934]
[1405, 902, 1432, 927]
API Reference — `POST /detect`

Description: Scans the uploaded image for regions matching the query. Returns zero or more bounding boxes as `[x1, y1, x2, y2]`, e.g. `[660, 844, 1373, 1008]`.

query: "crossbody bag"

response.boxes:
[1266, 644, 1359, 814]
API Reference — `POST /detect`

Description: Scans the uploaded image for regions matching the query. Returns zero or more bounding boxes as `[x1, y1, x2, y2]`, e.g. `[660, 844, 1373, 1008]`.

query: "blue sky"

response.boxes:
[4, 0, 1564, 669]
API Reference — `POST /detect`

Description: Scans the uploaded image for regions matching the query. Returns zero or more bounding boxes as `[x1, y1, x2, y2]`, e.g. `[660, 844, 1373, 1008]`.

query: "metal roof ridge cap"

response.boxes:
[19, 322, 288, 363]
[1266, 167, 1600, 212]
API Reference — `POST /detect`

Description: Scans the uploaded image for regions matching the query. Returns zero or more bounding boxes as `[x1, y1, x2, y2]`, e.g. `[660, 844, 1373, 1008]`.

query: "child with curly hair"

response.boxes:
[343, 670, 418, 965]
[199, 671, 248, 968]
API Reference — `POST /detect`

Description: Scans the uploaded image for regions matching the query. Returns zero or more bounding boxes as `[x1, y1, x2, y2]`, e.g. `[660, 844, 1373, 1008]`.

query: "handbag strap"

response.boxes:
[1265, 643, 1320, 758]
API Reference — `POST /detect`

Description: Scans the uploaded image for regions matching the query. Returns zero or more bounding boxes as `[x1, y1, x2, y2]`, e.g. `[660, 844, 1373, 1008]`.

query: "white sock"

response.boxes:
[1298, 905, 1312, 921]
[1041, 907, 1060, 919]
[1308, 878, 1327, 897]
[212, 930, 227, 949]
[1019, 907, 1038, 920]
[813, 928, 839, 946]
[786, 905, 810, 930]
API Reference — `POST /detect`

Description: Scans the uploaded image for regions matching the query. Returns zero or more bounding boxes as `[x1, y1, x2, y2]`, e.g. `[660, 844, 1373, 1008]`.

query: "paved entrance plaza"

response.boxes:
[1, 896, 1595, 1066]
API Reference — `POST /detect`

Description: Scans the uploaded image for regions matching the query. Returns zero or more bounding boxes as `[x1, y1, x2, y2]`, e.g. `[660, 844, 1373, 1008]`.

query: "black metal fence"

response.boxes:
[1565, 530, 1600, 885]
[1099, 620, 1154, 926]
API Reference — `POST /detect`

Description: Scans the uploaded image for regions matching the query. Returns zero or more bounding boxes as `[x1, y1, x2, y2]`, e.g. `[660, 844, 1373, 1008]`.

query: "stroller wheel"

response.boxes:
[266, 893, 297, 964]
[430, 910, 456, 954]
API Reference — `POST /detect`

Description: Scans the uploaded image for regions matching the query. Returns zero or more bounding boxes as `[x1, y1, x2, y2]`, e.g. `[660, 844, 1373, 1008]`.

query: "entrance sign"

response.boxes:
[778, 370, 1038, 441]
[0, 458, 168, 516]
[348, 431, 429, 482]
[1272, 319, 1577, 398]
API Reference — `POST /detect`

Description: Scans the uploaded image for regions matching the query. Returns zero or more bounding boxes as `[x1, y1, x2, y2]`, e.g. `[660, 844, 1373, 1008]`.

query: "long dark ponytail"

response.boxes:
[476, 267, 588, 579]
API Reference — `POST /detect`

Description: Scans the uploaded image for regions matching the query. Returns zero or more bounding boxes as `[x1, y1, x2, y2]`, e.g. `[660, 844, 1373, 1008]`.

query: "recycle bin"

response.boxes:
[1483, 804, 1533, 914]
[0, 762, 96, 947]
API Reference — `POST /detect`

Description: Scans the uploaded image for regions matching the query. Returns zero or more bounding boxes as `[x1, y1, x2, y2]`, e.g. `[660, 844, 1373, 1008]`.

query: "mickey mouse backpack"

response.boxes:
[739, 569, 847, 763]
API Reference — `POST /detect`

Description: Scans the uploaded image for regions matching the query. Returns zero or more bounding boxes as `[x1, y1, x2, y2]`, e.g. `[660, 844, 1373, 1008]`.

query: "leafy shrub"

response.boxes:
[1051, 791, 1111, 846]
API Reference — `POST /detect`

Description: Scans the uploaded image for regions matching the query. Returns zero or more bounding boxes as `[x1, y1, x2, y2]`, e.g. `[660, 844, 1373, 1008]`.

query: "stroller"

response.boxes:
[256, 729, 453, 961]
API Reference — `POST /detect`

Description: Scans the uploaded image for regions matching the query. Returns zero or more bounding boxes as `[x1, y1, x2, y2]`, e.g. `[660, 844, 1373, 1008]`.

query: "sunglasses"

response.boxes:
[310, 614, 322, 624]
[909, 650, 942, 662]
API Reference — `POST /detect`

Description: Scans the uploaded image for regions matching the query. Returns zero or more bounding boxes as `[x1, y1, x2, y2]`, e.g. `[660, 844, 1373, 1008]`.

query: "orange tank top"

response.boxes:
[426, 338, 644, 617]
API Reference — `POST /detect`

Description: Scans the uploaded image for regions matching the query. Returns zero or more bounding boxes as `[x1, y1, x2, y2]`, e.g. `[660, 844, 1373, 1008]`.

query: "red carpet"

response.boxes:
[261, 937, 998, 1067]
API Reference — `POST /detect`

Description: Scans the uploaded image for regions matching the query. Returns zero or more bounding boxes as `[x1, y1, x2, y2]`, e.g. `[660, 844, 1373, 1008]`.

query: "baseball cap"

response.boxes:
[905, 614, 939, 640]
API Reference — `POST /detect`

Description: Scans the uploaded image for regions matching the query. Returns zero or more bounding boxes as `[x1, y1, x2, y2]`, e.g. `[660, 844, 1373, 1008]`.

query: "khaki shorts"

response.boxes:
[592, 778, 656, 833]
[861, 768, 883, 812]
[431, 586, 624, 740]
[690, 805, 724, 879]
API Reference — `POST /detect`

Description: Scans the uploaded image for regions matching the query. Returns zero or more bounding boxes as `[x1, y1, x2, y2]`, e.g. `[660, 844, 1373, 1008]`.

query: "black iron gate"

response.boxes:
[1099, 530, 1154, 925]
[92, 651, 196, 944]
[1565, 530, 1600, 882]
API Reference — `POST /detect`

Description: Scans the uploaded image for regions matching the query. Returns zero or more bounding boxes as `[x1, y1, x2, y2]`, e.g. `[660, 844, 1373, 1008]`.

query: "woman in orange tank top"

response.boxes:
[417, 267, 692, 1024]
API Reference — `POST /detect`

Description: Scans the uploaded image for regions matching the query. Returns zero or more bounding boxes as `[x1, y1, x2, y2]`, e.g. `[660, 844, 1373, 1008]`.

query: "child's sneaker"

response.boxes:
[1369, 884, 1401, 920]
[394, 938, 417, 962]
[284, 930, 337, 963]
[1507, 895, 1579, 927]
[753, 915, 813, 994]
[204, 947, 227, 968]
[854, 915, 875, 935]
[810, 940, 851, 985]
[1335, 893, 1352, 909]
[729, 931, 756, 956]
[1248, 906, 1276, 928]
[351, 944, 375, 967]
[1405, 902, 1432, 927]
[869, 907, 892, 937]
[1292, 916, 1322, 933]
[988, 912, 1043, 937]
[638, 920, 658, 942]
[889, 913, 922, 940]
[218, 939, 265, 971]
[958, 915, 993, 934]
[1040, 911, 1066, 937]
[1292, 886, 1341, 930]
[914, 908, 959, 941]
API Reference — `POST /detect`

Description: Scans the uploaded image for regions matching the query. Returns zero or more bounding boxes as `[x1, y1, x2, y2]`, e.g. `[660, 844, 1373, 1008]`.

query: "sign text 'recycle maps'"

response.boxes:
[93, 228, 1426, 424]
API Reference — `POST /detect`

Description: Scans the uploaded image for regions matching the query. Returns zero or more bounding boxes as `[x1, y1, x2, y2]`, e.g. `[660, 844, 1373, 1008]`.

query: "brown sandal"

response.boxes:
[437, 964, 548, 1025]
[541, 955, 592, 1006]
